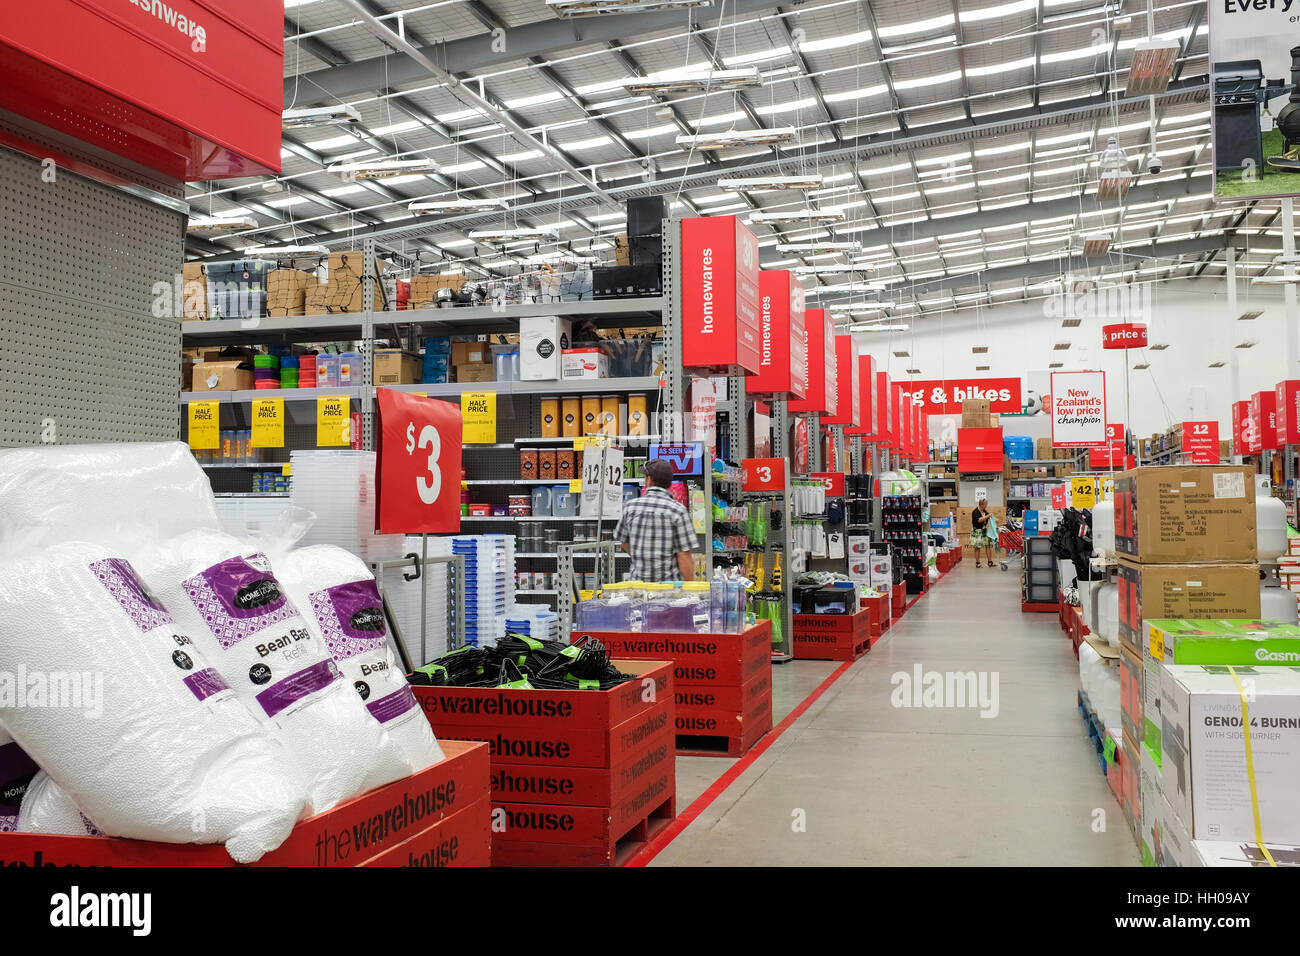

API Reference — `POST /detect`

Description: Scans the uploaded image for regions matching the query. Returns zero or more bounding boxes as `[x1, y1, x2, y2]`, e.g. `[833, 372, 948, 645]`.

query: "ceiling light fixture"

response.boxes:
[746, 210, 845, 225]
[975, 365, 990, 371]
[1235, 340, 1257, 349]
[1132, 361, 1150, 369]
[893, 351, 909, 357]
[1081, 232, 1112, 257]
[247, 244, 330, 258]
[906, 368, 922, 374]
[1238, 310, 1263, 320]
[547, 0, 710, 15]
[1208, 361, 1226, 368]
[1048, 362, 1064, 368]
[1126, 40, 1180, 96]
[849, 324, 910, 332]
[972, 346, 989, 354]
[1053, 342, 1072, 350]
[1148, 343, 1170, 350]
[327, 158, 436, 180]
[774, 240, 862, 253]
[676, 127, 797, 150]
[467, 227, 559, 243]
[623, 66, 761, 94]
[1097, 137, 1133, 200]
[718, 174, 825, 192]
[1062, 318, 1082, 327]
[282, 105, 362, 130]
[792, 264, 874, 275]
[409, 198, 509, 215]
[187, 214, 257, 234]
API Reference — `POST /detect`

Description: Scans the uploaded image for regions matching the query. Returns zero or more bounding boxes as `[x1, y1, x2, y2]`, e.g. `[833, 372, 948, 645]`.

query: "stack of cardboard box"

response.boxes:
[325, 251, 387, 313]
[961, 398, 992, 428]
[452, 339, 493, 383]
[267, 269, 312, 317]
[1111, 464, 1261, 857]
[304, 281, 329, 315]
[182, 263, 208, 320]
[953, 504, 1008, 558]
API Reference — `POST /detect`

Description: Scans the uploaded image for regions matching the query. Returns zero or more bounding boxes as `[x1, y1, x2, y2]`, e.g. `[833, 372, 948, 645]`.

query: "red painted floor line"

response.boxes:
[623, 659, 853, 867]
[622, 563, 955, 867]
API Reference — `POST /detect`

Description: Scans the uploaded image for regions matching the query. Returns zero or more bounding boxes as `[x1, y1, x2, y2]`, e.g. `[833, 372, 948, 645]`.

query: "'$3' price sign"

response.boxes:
[376, 389, 462, 533]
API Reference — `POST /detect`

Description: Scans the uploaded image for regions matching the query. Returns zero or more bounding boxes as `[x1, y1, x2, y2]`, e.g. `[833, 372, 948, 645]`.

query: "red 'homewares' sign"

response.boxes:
[746, 270, 807, 400]
[788, 309, 835, 415]
[876, 371, 894, 447]
[821, 335, 859, 427]
[376, 389, 463, 534]
[0, 0, 283, 180]
[681, 216, 761, 374]
[1181, 421, 1219, 464]
[1101, 324, 1148, 349]
[898, 378, 1021, 415]
[845, 353, 878, 438]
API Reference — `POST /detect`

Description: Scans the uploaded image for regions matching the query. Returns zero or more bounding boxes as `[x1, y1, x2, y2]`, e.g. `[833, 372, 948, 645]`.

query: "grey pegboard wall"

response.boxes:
[0, 146, 183, 446]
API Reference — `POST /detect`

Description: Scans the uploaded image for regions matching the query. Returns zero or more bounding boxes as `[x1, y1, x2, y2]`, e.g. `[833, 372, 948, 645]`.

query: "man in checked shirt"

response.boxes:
[614, 459, 698, 582]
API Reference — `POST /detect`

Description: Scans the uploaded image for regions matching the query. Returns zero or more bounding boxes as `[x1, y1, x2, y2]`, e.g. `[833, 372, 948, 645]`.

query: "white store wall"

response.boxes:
[854, 278, 1292, 439]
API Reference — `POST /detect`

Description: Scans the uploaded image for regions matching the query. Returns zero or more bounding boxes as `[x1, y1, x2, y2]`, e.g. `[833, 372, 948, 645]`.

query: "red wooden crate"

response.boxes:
[677, 670, 773, 757]
[859, 593, 888, 635]
[580, 621, 771, 688]
[792, 607, 871, 660]
[491, 769, 675, 848]
[0, 739, 489, 867]
[891, 586, 904, 617]
[490, 793, 676, 867]
[358, 793, 491, 867]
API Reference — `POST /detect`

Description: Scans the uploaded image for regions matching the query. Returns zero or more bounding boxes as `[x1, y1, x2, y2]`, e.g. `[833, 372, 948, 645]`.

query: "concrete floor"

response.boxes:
[653, 561, 1141, 866]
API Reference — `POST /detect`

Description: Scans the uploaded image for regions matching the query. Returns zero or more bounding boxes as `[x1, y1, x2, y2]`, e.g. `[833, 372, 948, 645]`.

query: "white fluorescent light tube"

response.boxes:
[409, 198, 510, 214]
[248, 244, 330, 257]
[467, 227, 559, 242]
[718, 175, 824, 192]
[187, 214, 257, 234]
[520, 252, 602, 264]
[282, 105, 362, 130]
[775, 241, 862, 253]
[675, 127, 797, 150]
[746, 210, 845, 225]
[792, 263, 873, 274]
[547, 0, 711, 16]
[327, 158, 436, 180]
[623, 67, 761, 94]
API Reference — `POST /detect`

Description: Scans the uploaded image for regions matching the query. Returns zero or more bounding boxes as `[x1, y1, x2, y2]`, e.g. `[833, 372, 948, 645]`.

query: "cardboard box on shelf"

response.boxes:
[182, 262, 208, 319]
[373, 350, 422, 385]
[267, 269, 312, 316]
[455, 363, 494, 383]
[562, 348, 610, 380]
[1116, 561, 1261, 654]
[1138, 742, 1160, 866]
[324, 251, 387, 313]
[190, 358, 253, 392]
[1160, 664, 1300, 846]
[1113, 466, 1257, 564]
[613, 235, 631, 267]
[1036, 437, 1053, 459]
[450, 340, 488, 367]
[304, 282, 329, 315]
[1121, 729, 1141, 835]
[955, 510, 973, 534]
[961, 398, 990, 424]
[410, 274, 467, 308]
[520, 316, 572, 380]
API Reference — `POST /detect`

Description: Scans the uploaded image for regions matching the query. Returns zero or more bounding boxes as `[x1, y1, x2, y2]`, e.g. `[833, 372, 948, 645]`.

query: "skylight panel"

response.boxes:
[370, 120, 421, 136]
[503, 91, 566, 110]
[876, 13, 955, 38]
[755, 97, 818, 116]
[498, 149, 543, 163]
[723, 47, 792, 66]
[799, 29, 874, 52]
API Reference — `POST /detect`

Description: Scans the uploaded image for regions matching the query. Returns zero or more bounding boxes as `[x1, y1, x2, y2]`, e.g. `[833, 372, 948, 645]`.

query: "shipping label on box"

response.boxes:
[1116, 561, 1261, 654]
[1160, 664, 1300, 845]
[1112, 466, 1257, 564]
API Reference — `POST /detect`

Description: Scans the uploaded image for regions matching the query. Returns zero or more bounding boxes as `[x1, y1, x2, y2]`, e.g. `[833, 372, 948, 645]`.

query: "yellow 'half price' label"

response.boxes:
[251, 398, 285, 448]
[316, 394, 351, 447]
[569, 479, 582, 492]
[460, 390, 497, 444]
[187, 400, 220, 450]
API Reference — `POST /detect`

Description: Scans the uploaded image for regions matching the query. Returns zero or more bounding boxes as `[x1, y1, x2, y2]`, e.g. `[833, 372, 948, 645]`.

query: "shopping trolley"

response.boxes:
[998, 528, 1024, 572]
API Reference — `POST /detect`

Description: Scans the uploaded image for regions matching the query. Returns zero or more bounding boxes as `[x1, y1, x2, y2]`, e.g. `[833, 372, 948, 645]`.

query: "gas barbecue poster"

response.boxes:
[1209, 1, 1300, 200]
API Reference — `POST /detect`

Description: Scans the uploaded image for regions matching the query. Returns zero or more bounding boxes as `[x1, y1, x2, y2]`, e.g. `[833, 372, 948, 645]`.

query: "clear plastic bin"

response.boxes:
[316, 354, 339, 387]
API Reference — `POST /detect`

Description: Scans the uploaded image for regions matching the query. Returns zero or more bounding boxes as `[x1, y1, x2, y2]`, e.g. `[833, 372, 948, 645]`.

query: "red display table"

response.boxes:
[575, 622, 772, 758]
[414, 660, 675, 867]
[792, 607, 871, 661]
[0, 739, 490, 867]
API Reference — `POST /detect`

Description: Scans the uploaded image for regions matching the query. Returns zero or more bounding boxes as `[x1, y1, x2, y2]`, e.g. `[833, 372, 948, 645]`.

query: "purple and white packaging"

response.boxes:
[278, 546, 444, 772]
[0, 731, 38, 832]
[0, 543, 306, 862]
[137, 530, 410, 814]
[17, 771, 101, 836]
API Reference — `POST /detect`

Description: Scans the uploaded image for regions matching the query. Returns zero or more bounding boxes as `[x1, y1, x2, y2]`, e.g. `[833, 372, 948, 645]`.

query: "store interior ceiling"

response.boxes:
[185, 0, 1274, 326]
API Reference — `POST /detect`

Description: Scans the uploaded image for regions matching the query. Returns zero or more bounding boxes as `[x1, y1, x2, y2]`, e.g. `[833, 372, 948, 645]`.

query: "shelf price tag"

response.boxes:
[460, 391, 497, 444]
[251, 398, 284, 448]
[811, 471, 845, 497]
[580, 444, 625, 519]
[741, 457, 785, 492]
[1181, 420, 1219, 464]
[316, 394, 351, 447]
[376, 389, 463, 533]
[1071, 476, 1097, 509]
[187, 400, 219, 450]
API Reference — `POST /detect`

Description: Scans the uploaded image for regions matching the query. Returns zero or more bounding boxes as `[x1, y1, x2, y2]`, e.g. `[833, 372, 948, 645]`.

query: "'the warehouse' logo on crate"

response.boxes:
[890, 664, 999, 718]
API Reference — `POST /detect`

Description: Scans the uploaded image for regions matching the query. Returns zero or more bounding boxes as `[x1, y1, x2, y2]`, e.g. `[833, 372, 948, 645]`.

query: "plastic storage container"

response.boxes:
[491, 345, 520, 382]
[1003, 435, 1034, 460]
[339, 352, 363, 385]
[315, 354, 339, 387]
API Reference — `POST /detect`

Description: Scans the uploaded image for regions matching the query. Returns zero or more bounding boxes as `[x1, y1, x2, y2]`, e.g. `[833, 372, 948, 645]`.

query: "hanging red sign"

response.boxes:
[376, 389, 463, 534]
[821, 335, 859, 426]
[1050, 486, 1068, 509]
[788, 309, 835, 416]
[1101, 324, 1148, 349]
[845, 353, 878, 438]
[1252, 389, 1280, 451]
[1232, 400, 1250, 456]
[1089, 441, 1127, 469]
[1276, 380, 1300, 445]
[1181, 421, 1219, 464]
[742, 457, 786, 492]
[811, 472, 845, 497]
[897, 377, 1021, 415]
[680, 215, 761, 375]
[746, 270, 807, 400]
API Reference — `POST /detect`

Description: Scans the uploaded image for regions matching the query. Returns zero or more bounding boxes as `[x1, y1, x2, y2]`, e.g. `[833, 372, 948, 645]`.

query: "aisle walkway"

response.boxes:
[653, 562, 1139, 866]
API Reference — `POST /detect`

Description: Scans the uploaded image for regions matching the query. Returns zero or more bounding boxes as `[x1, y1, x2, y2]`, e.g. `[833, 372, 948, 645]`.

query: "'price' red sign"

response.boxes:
[810, 471, 845, 497]
[1181, 421, 1219, 464]
[742, 457, 786, 492]
[376, 389, 463, 534]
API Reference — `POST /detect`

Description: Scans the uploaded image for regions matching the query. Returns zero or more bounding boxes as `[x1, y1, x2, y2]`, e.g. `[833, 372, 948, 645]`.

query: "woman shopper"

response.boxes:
[971, 498, 995, 568]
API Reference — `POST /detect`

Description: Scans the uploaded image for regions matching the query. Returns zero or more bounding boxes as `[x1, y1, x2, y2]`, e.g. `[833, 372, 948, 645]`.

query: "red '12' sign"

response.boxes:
[376, 389, 463, 534]
[1181, 421, 1219, 464]
[742, 457, 786, 492]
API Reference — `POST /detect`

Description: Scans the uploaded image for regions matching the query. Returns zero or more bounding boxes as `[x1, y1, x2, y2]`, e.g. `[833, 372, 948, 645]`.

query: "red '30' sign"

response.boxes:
[376, 389, 463, 534]
[1102, 324, 1148, 349]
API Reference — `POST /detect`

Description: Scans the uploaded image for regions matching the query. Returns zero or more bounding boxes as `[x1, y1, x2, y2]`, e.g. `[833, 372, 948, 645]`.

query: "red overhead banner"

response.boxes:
[1101, 324, 1149, 349]
[0, 0, 282, 180]
[681, 216, 761, 375]
[788, 309, 835, 415]
[821, 335, 858, 426]
[845, 353, 878, 438]
[1181, 421, 1219, 464]
[898, 377, 1022, 415]
[1252, 389, 1280, 451]
[746, 270, 807, 400]
[1232, 400, 1252, 456]
[914, 404, 926, 461]
[376, 390, 463, 534]
[891, 383, 904, 452]
[876, 371, 894, 448]
[1276, 380, 1300, 445]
